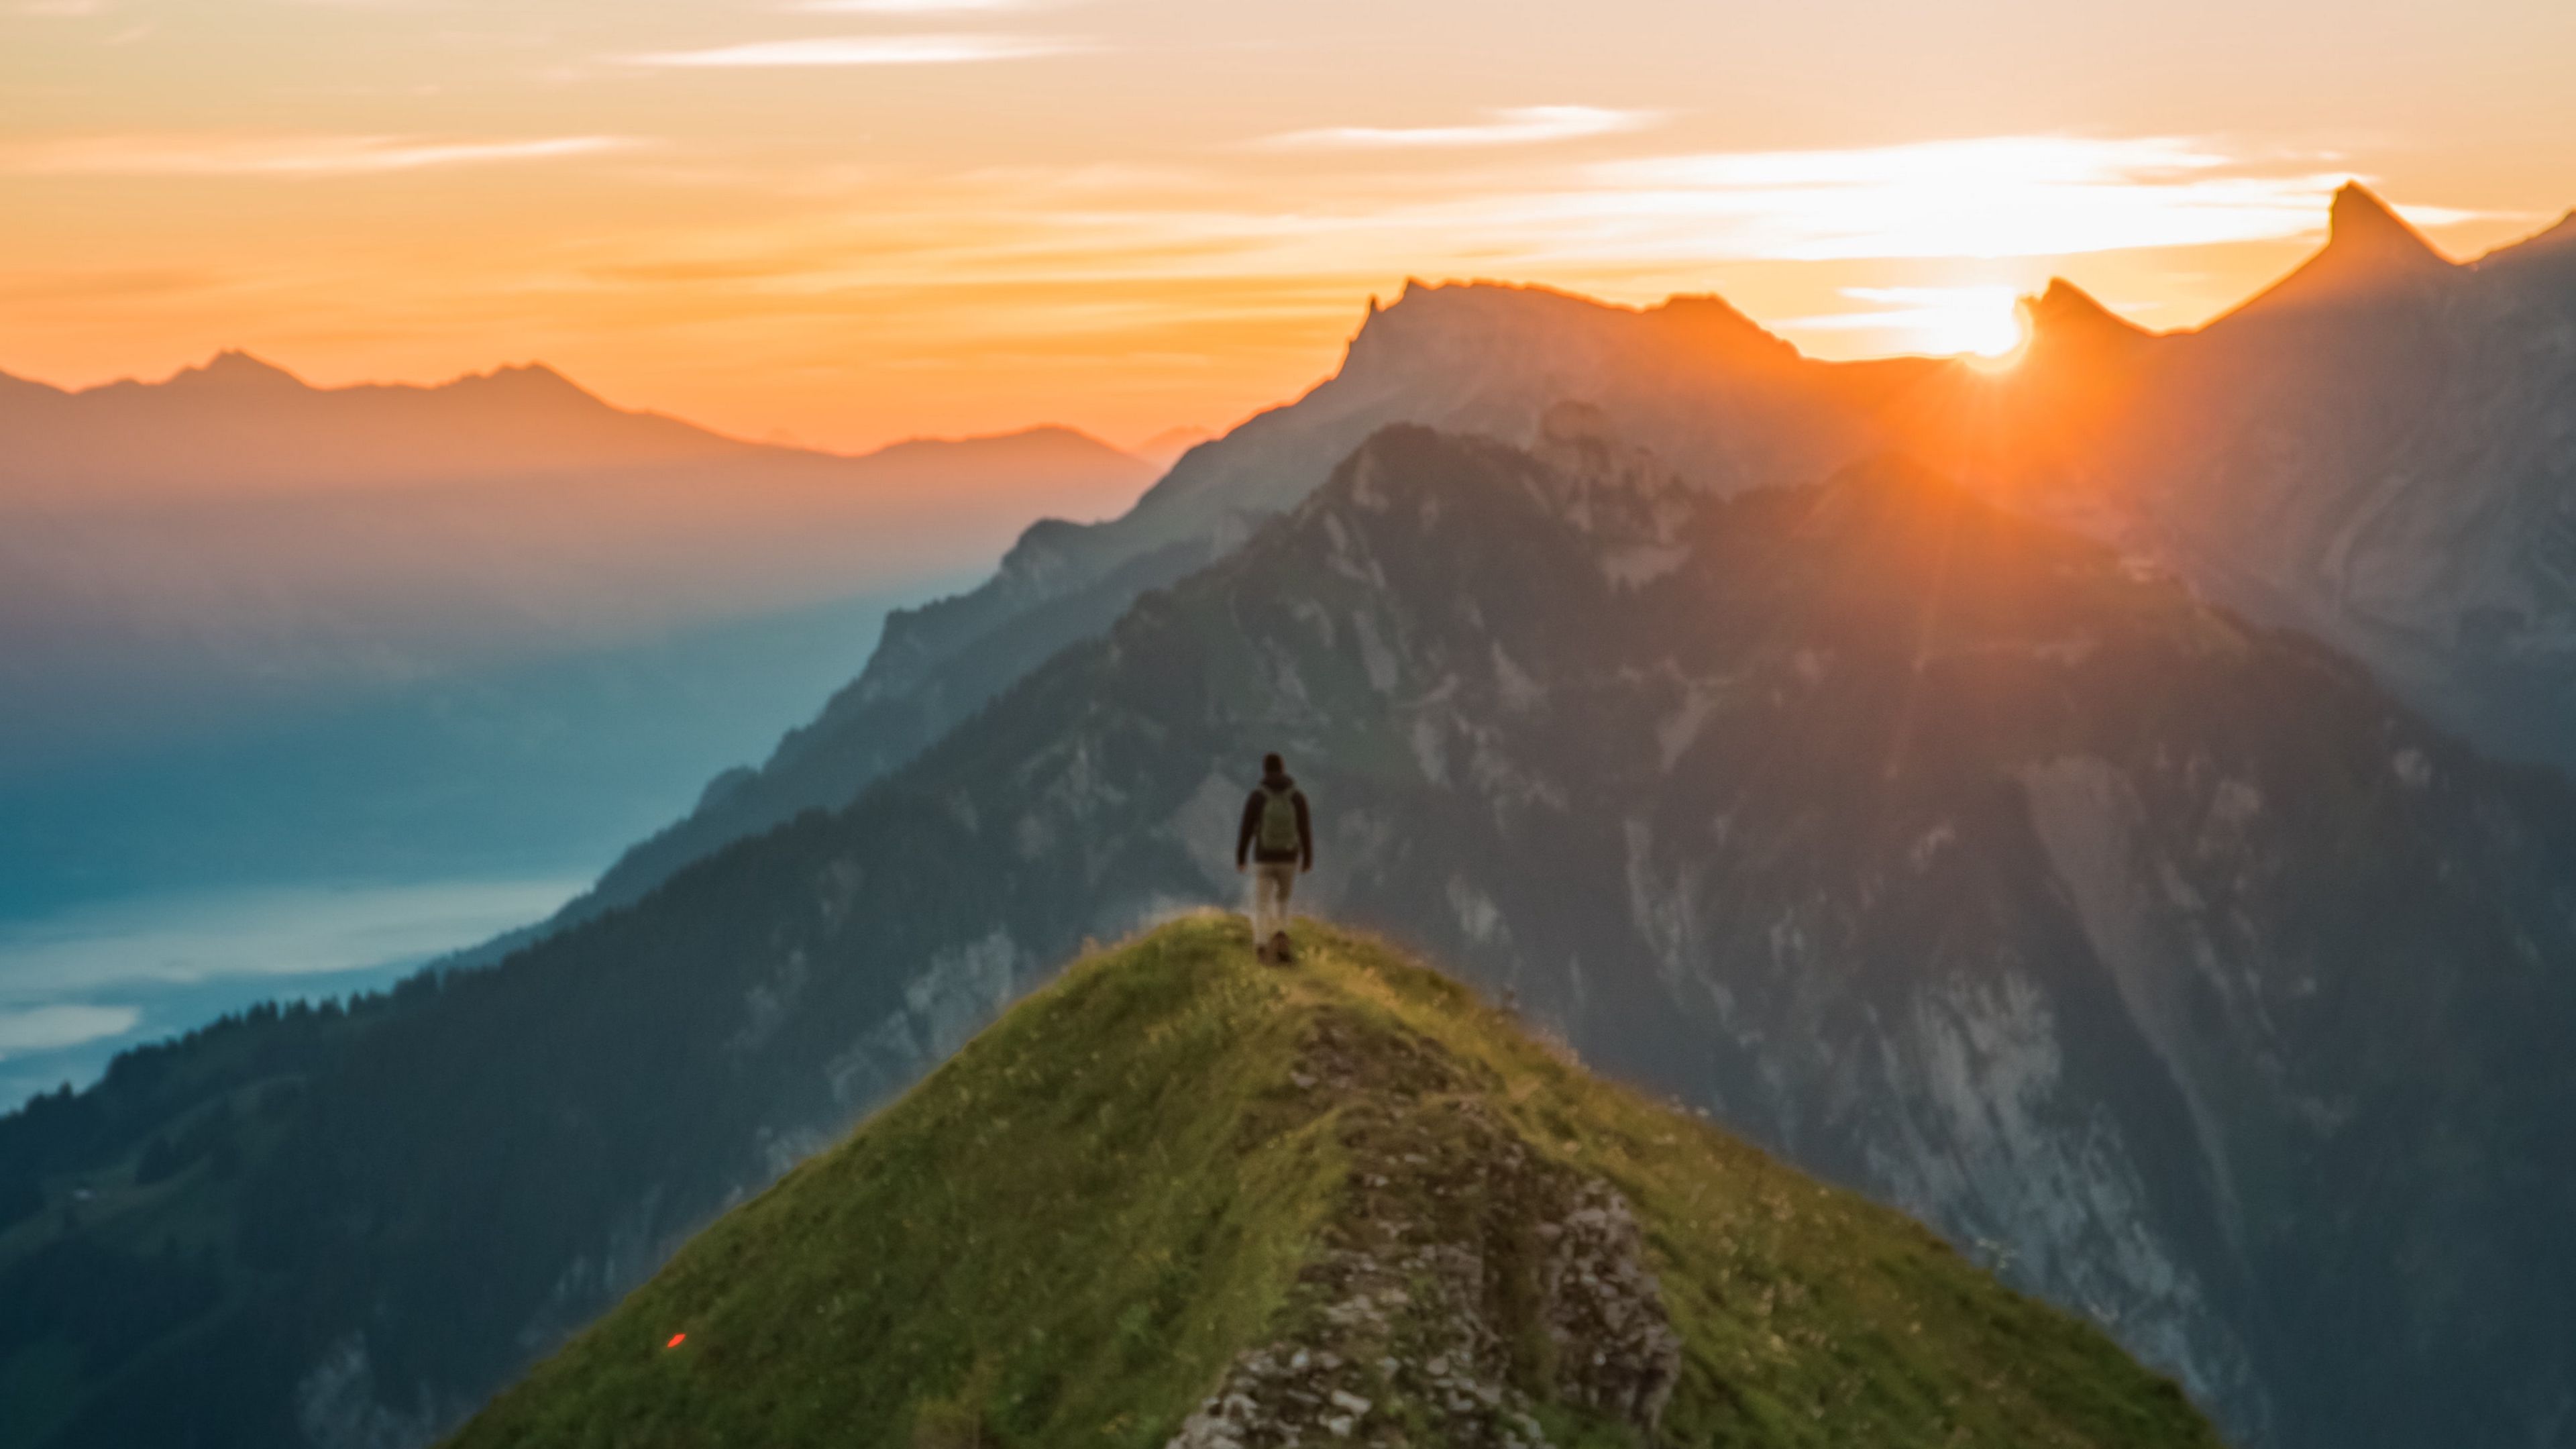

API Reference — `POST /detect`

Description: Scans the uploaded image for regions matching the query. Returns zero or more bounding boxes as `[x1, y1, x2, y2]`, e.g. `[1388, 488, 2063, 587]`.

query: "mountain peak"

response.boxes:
[173, 349, 308, 391]
[1646, 290, 1799, 360]
[2220, 180, 2455, 322]
[453, 360, 600, 405]
[2326, 181, 2451, 268]
[2021, 278, 2153, 347]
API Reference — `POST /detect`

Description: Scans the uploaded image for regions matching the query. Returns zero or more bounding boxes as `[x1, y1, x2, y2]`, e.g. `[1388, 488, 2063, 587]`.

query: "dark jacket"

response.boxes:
[1236, 773, 1313, 869]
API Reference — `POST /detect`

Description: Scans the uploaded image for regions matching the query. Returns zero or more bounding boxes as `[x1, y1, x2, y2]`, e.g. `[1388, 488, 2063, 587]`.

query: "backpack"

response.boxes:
[1257, 786, 1301, 856]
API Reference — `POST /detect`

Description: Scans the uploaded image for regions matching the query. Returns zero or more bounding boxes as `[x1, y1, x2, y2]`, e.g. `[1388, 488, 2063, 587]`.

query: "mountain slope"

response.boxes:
[449, 916, 2217, 1449]
[17, 421, 2576, 1449]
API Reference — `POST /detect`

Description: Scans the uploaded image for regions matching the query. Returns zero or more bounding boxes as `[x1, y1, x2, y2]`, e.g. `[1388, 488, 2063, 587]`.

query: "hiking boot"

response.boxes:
[1254, 940, 1272, 964]
[1271, 931, 1295, 964]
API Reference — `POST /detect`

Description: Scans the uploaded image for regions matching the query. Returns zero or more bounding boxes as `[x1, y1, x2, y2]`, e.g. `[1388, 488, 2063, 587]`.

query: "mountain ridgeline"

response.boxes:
[9, 184, 2576, 1449]
[448, 917, 2217, 1449]
[0, 350, 1155, 772]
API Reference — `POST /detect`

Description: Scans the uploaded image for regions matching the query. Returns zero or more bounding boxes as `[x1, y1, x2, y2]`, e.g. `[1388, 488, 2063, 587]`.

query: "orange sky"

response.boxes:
[5, 0, 2571, 454]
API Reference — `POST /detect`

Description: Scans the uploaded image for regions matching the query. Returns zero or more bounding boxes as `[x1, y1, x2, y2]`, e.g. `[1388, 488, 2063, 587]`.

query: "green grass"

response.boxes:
[447, 915, 2220, 1449]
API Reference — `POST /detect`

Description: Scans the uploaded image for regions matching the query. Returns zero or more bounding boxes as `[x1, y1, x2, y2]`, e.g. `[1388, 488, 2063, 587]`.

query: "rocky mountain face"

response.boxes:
[445, 918, 2216, 1449]
[13, 421, 2573, 1449]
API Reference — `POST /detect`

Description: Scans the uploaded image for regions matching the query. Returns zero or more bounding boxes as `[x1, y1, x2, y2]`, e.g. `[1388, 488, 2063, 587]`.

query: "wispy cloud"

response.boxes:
[1255, 105, 1658, 152]
[5, 133, 636, 178]
[560, 136, 2396, 318]
[0, 1004, 138, 1058]
[793, 0, 1051, 11]
[1577, 135, 2485, 260]
[625, 33, 1083, 67]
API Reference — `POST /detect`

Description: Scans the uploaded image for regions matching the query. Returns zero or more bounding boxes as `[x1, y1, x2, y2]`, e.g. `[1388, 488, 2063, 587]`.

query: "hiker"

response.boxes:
[1235, 752, 1313, 963]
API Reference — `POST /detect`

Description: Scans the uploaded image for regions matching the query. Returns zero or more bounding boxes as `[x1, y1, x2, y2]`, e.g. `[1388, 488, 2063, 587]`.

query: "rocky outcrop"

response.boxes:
[1169, 1016, 1679, 1449]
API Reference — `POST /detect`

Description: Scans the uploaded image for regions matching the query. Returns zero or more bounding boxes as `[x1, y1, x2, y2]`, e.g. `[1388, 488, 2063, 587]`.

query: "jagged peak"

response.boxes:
[2218, 180, 2457, 323]
[2324, 181, 2452, 269]
[170, 348, 308, 390]
[1340, 278, 1793, 384]
[1645, 290, 1796, 356]
[2024, 278, 2150, 337]
[449, 360, 600, 403]
[2014, 278, 2155, 361]
[1338, 279, 1631, 372]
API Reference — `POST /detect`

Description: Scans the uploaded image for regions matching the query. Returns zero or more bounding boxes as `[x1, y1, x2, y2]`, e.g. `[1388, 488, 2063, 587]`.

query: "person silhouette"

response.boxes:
[1234, 752, 1313, 963]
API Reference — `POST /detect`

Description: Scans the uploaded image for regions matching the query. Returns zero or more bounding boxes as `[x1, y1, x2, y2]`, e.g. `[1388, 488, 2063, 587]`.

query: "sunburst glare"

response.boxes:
[1781, 284, 2027, 359]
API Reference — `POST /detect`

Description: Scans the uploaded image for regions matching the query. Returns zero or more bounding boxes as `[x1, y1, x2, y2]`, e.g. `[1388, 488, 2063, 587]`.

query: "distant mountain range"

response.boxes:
[0, 352, 1152, 920]
[7, 184, 2576, 1449]
[0, 352, 1156, 772]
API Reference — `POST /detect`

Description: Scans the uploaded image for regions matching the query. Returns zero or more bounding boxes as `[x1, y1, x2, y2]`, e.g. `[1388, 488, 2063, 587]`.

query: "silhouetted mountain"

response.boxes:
[2222, 182, 2455, 319]
[0, 352, 1154, 771]
[0, 352, 735, 499]
[13, 423, 2575, 1449]
[2021, 277, 2157, 356]
[449, 917, 2218, 1449]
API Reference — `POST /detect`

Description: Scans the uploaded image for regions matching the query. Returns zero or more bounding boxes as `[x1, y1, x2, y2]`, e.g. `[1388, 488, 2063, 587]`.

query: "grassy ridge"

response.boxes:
[448, 916, 2218, 1448]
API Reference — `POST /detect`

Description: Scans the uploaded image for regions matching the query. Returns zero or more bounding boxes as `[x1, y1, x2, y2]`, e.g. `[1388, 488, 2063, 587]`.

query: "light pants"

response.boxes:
[1250, 861, 1297, 941]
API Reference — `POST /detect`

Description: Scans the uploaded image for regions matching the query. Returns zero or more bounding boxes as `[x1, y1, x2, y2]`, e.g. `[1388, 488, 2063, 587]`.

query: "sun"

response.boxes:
[1797, 285, 2030, 364]
[1919, 285, 2029, 360]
